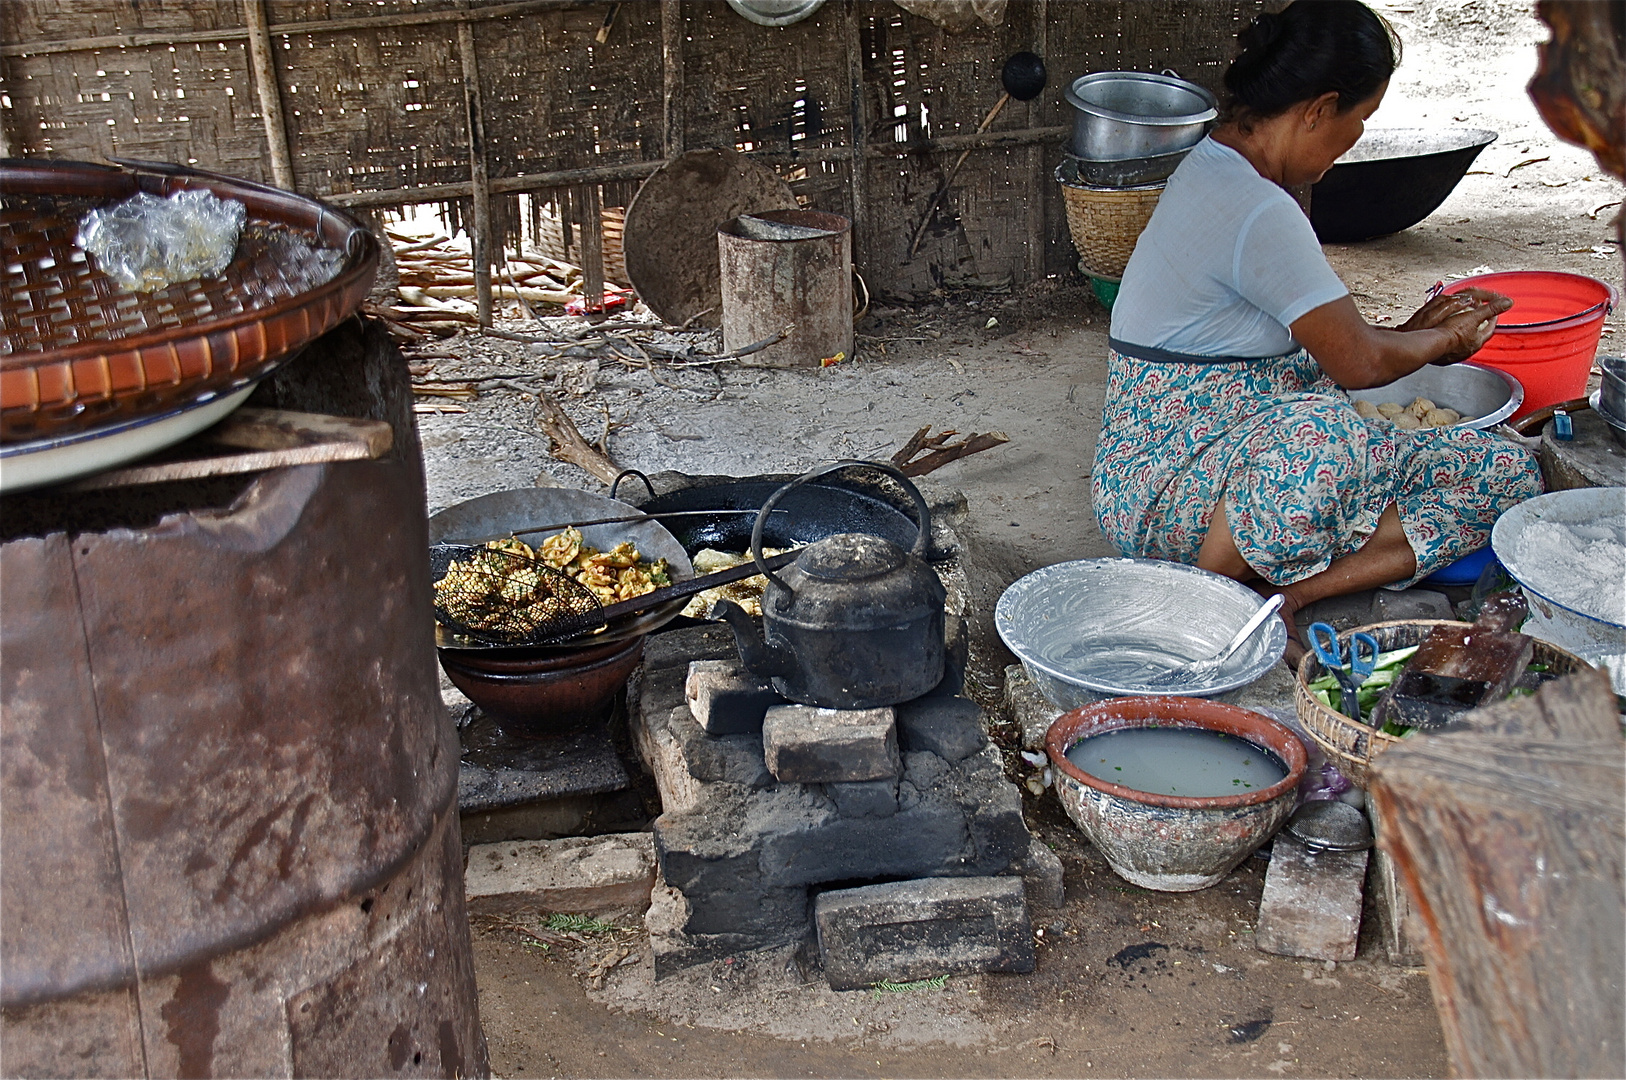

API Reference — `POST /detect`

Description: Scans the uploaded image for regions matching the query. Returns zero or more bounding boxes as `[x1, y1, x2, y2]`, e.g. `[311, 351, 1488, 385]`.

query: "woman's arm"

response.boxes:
[1290, 288, 1511, 389]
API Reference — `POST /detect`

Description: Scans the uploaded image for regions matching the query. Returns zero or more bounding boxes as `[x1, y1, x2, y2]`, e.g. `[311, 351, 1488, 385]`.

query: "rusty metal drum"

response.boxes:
[0, 320, 488, 1078]
[718, 210, 853, 369]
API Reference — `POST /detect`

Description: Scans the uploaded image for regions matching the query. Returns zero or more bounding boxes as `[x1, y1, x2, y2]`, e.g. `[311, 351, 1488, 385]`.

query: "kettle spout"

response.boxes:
[711, 599, 792, 680]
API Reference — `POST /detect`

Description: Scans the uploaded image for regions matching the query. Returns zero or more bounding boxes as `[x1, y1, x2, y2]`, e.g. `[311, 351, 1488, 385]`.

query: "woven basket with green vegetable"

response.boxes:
[1293, 619, 1595, 788]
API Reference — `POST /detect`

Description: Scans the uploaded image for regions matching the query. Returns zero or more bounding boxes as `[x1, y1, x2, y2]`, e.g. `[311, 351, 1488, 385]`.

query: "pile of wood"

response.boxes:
[371, 231, 596, 339]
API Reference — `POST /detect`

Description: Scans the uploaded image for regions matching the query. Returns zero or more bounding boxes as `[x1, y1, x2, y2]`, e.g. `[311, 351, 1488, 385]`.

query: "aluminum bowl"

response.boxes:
[1595, 355, 1626, 446]
[995, 558, 1287, 707]
[1064, 71, 1217, 161]
[1345, 361, 1522, 430]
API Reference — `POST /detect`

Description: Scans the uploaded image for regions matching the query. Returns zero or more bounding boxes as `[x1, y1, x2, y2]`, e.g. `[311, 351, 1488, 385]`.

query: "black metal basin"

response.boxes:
[1311, 127, 1497, 243]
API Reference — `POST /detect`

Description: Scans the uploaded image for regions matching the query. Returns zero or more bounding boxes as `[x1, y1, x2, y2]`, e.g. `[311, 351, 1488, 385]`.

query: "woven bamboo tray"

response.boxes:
[1058, 176, 1163, 280]
[0, 159, 378, 443]
[532, 204, 627, 285]
[1294, 618, 1596, 788]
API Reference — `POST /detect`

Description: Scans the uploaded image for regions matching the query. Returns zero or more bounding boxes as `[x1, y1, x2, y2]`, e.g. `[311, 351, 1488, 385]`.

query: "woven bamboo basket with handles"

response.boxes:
[0, 158, 378, 443]
[1059, 179, 1163, 279]
[1293, 618, 1596, 788]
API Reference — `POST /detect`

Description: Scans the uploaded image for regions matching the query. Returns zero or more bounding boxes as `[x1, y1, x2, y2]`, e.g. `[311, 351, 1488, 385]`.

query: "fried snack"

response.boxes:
[679, 546, 795, 618]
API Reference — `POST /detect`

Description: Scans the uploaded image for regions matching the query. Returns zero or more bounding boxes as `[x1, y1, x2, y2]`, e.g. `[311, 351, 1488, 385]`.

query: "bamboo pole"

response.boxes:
[1026, 0, 1048, 281]
[0, 0, 581, 58]
[324, 127, 1072, 211]
[661, 0, 684, 158]
[241, 0, 296, 191]
[579, 182, 604, 310]
[844, 0, 869, 270]
[456, 2, 494, 326]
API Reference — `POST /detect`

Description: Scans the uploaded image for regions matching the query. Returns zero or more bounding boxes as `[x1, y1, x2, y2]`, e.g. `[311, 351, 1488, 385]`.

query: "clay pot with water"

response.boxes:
[1046, 697, 1306, 891]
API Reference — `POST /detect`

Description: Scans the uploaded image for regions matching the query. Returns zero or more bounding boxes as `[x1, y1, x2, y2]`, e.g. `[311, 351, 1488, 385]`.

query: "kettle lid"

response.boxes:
[796, 533, 906, 582]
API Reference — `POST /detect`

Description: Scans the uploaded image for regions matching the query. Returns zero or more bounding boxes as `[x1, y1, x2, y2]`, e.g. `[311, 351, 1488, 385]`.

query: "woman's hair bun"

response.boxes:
[1238, 12, 1284, 54]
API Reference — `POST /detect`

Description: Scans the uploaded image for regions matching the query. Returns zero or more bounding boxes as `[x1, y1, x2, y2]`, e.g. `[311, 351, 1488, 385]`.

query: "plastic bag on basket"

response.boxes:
[77, 189, 247, 292]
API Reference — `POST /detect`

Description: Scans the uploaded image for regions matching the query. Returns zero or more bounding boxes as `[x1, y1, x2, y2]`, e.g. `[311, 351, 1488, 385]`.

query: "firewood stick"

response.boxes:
[529, 385, 626, 486]
[897, 431, 1009, 477]
[891, 425, 932, 468]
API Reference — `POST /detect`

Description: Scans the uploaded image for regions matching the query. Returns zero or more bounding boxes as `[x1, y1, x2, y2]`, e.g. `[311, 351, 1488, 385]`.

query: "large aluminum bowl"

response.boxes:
[1064, 71, 1217, 161]
[1345, 361, 1522, 430]
[996, 558, 1287, 706]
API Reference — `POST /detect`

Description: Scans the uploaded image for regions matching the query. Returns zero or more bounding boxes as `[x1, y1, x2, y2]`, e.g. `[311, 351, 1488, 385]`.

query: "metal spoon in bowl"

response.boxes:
[1142, 594, 1286, 691]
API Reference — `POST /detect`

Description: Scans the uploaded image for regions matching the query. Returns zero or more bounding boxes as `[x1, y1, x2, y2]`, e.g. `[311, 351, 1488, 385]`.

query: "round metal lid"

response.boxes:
[1285, 800, 1374, 853]
[797, 533, 905, 582]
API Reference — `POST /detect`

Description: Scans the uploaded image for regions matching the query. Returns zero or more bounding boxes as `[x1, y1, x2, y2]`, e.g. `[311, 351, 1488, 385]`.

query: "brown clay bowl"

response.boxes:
[438, 635, 644, 735]
[1046, 696, 1306, 891]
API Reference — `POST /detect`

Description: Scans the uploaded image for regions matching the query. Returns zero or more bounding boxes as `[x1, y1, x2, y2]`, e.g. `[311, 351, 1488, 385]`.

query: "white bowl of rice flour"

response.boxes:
[1492, 487, 1626, 695]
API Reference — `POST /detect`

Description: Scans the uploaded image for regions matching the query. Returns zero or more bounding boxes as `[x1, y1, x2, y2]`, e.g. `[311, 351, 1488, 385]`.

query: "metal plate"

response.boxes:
[995, 558, 1286, 706]
[428, 487, 695, 651]
[725, 0, 825, 26]
[622, 148, 796, 328]
[1285, 800, 1373, 852]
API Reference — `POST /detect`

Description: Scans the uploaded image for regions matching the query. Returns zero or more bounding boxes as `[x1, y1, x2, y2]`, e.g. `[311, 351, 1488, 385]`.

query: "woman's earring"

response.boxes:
[1310, 122, 1318, 130]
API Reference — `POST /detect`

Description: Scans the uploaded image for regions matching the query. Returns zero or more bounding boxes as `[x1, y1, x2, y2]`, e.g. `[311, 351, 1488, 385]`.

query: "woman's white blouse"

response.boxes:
[1109, 137, 1349, 358]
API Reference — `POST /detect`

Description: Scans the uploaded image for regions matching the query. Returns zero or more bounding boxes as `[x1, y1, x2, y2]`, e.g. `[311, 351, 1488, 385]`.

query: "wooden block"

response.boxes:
[1368, 670, 1625, 1079]
[1370, 845, 1425, 967]
[1254, 834, 1368, 962]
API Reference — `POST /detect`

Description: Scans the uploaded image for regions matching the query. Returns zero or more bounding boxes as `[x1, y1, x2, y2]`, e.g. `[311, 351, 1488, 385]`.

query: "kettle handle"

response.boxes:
[750, 459, 934, 589]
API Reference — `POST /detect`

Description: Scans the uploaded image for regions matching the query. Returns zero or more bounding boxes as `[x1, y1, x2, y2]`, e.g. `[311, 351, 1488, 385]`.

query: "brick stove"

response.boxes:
[629, 619, 1060, 989]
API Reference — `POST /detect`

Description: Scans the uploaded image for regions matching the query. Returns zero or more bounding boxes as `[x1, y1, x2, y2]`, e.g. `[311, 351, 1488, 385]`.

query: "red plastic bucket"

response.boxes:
[1444, 270, 1618, 418]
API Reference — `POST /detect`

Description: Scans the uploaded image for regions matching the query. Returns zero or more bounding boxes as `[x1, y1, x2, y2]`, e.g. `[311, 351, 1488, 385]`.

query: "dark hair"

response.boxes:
[1223, 1, 1399, 124]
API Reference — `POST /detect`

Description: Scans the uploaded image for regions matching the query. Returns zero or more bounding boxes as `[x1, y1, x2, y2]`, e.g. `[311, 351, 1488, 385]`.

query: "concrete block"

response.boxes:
[825, 777, 899, 819]
[464, 833, 656, 916]
[758, 792, 968, 888]
[1254, 834, 1368, 962]
[686, 659, 784, 735]
[814, 876, 1034, 990]
[1014, 836, 1066, 909]
[896, 695, 986, 762]
[1002, 664, 1064, 752]
[629, 693, 704, 816]
[762, 704, 900, 783]
[652, 789, 763, 897]
[670, 706, 773, 788]
[646, 876, 806, 979]
[1371, 846, 1426, 967]
[683, 884, 809, 937]
[1370, 588, 1456, 624]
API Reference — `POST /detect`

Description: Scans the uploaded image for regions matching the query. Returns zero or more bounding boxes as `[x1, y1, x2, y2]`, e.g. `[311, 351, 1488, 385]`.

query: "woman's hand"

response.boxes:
[1409, 288, 1511, 365]
[1293, 289, 1510, 388]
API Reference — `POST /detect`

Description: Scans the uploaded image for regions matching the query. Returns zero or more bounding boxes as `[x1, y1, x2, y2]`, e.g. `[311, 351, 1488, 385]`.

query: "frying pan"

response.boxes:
[429, 487, 694, 652]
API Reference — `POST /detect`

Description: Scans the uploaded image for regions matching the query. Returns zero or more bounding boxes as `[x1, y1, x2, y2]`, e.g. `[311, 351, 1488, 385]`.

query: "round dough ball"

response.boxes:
[1392, 412, 1423, 430]
[1425, 407, 1461, 427]
[1406, 397, 1436, 418]
[1353, 399, 1382, 419]
[1377, 401, 1405, 418]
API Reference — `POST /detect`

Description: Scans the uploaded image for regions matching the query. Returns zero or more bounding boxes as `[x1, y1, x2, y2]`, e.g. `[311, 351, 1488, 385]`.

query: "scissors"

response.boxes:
[1309, 622, 1379, 723]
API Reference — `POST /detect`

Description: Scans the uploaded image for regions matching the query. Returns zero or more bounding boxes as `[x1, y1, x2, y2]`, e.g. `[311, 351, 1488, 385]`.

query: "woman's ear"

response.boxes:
[1304, 91, 1342, 130]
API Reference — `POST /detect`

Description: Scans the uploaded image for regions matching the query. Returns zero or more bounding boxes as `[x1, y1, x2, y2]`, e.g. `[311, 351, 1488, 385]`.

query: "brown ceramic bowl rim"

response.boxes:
[438, 634, 643, 678]
[1045, 696, 1307, 810]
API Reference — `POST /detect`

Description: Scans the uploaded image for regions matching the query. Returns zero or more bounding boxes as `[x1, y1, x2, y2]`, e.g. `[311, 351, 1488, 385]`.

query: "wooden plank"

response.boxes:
[241, 0, 296, 191]
[1368, 669, 1625, 1079]
[844, 0, 868, 273]
[579, 182, 604, 310]
[63, 409, 394, 491]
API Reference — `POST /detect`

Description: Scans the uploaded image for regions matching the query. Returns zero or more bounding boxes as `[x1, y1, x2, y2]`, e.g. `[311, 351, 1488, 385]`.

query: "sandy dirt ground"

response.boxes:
[408, 1, 1622, 1075]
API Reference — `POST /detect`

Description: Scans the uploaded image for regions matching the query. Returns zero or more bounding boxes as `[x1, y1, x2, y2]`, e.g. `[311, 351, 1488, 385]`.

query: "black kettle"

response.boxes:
[712, 461, 946, 709]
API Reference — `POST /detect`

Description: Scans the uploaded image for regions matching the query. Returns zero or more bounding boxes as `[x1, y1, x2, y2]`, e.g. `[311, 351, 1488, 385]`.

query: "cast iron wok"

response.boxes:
[1310, 127, 1497, 243]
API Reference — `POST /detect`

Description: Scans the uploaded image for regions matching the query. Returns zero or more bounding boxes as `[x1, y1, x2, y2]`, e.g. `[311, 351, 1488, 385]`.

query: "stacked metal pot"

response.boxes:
[1057, 71, 1218, 303]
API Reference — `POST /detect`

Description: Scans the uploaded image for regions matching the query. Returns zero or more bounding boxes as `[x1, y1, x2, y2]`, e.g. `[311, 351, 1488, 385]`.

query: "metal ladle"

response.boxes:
[1142, 593, 1286, 690]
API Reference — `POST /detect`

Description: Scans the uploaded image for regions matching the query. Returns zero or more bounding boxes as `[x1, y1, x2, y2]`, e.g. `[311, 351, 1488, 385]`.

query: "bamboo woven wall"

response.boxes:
[0, 0, 1264, 298]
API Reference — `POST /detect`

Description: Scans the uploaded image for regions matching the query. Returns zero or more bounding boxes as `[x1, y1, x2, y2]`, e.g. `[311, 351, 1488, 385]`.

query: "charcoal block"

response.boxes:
[896, 695, 986, 761]
[814, 876, 1034, 990]
[825, 777, 899, 819]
